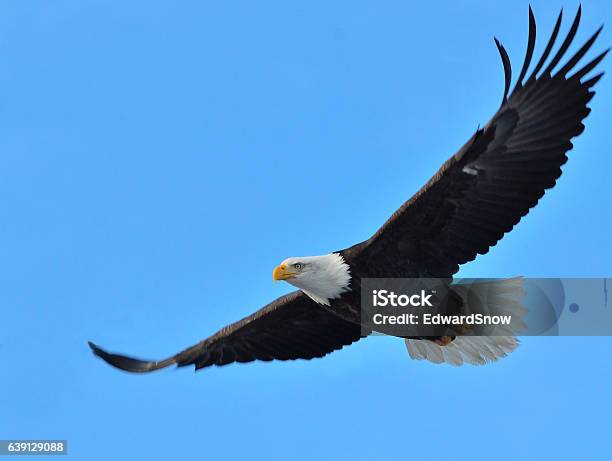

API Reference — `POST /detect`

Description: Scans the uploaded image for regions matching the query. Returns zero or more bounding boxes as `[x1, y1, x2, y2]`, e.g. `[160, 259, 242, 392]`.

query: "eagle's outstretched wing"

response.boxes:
[351, 7, 607, 278]
[89, 291, 363, 372]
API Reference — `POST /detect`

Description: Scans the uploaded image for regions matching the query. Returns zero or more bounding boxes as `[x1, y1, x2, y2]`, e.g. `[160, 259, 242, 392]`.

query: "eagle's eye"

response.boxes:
[293, 263, 303, 270]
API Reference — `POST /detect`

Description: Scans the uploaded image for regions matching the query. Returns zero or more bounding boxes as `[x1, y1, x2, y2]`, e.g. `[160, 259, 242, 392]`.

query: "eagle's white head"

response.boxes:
[272, 253, 351, 306]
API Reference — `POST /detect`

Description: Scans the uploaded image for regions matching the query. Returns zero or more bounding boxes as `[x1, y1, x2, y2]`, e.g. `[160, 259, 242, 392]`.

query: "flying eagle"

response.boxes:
[89, 7, 607, 371]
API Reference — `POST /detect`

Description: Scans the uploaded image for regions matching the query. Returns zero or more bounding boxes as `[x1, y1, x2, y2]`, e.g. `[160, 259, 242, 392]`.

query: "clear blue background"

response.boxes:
[1, 1, 610, 460]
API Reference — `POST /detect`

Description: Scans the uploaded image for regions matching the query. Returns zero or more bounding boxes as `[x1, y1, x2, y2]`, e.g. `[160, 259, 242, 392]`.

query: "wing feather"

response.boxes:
[514, 6, 537, 90]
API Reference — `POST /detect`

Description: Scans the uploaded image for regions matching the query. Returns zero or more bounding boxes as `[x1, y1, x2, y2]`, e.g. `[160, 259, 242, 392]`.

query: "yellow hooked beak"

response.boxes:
[273, 264, 297, 282]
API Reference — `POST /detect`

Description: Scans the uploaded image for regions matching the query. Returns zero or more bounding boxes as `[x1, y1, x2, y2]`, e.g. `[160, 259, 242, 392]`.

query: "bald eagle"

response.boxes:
[89, 6, 607, 371]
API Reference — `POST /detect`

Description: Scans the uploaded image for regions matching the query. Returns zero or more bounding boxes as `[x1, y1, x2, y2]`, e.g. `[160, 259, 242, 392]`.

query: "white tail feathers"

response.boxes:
[404, 277, 526, 366]
[405, 335, 519, 366]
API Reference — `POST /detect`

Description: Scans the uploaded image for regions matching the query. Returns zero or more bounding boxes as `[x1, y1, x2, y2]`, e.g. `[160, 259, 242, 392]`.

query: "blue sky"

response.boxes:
[1, 1, 611, 460]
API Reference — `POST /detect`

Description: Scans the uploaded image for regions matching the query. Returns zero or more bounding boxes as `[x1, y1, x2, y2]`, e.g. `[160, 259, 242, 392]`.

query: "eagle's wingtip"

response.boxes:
[88, 340, 177, 372]
[88, 341, 115, 363]
[88, 341, 102, 355]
